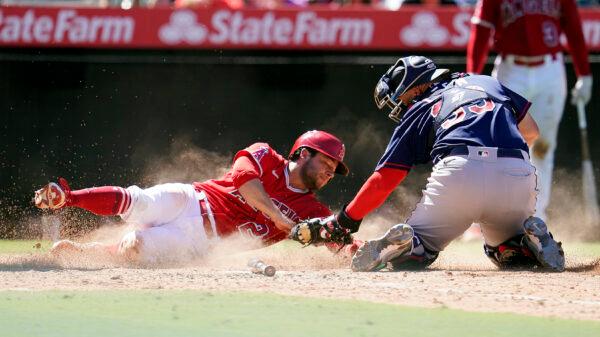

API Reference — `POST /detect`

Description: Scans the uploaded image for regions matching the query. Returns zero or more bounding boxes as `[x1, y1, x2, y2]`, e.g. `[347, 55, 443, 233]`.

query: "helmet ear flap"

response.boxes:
[374, 75, 391, 109]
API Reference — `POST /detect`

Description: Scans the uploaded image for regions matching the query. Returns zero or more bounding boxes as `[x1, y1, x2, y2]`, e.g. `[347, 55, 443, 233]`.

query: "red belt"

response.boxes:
[197, 191, 217, 239]
[504, 53, 559, 67]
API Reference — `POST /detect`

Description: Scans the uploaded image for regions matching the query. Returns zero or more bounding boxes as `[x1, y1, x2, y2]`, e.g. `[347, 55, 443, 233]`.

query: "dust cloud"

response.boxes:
[139, 136, 231, 185]
[20, 133, 600, 271]
[546, 168, 600, 241]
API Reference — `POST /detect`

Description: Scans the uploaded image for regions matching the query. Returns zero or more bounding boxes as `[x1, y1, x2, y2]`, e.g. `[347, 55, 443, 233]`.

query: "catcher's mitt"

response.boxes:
[290, 215, 353, 246]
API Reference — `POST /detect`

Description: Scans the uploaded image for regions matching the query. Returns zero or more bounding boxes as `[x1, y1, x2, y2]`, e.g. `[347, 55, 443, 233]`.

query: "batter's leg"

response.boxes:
[528, 59, 567, 220]
[116, 218, 206, 265]
[34, 178, 131, 215]
[121, 183, 198, 226]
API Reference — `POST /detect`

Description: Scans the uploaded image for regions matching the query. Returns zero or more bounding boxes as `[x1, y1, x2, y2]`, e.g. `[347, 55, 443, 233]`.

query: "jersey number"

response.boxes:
[238, 222, 270, 238]
[438, 99, 495, 130]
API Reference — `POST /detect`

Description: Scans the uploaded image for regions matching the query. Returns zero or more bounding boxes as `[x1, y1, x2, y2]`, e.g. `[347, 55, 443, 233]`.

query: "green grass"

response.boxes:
[3, 239, 599, 258]
[445, 240, 600, 258]
[0, 240, 52, 254]
[1, 240, 598, 337]
[0, 290, 598, 337]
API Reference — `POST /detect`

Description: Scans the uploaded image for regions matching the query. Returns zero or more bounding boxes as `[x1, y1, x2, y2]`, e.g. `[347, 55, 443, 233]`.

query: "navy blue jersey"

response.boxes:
[376, 73, 531, 171]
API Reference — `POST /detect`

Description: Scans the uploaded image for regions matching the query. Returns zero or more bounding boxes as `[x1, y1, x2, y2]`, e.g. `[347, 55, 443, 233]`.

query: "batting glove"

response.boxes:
[571, 75, 593, 106]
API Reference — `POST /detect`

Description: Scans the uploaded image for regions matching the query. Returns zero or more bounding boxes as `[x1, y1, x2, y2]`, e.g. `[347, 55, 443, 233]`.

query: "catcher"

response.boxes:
[291, 56, 565, 272]
[34, 130, 358, 264]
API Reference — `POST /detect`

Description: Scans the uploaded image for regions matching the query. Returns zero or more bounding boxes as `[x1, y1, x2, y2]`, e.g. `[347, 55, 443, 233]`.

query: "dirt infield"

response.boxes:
[1, 239, 599, 322]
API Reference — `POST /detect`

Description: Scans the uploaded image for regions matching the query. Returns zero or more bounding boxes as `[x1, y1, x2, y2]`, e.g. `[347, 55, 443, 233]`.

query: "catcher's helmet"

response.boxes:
[374, 56, 449, 123]
[289, 130, 349, 176]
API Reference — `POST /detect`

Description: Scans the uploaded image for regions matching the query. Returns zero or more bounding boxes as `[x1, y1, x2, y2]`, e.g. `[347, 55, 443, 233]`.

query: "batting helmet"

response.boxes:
[289, 130, 349, 176]
[374, 56, 449, 123]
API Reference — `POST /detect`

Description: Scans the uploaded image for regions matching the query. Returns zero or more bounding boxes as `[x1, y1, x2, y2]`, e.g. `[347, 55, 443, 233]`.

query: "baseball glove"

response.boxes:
[290, 215, 353, 246]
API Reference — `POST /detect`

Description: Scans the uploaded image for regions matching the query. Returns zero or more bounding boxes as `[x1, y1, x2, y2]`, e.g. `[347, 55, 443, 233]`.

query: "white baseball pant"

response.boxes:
[119, 183, 213, 264]
[492, 53, 567, 221]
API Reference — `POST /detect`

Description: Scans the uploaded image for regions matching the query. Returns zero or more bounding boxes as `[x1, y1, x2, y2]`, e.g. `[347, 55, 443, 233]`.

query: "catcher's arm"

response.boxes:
[517, 112, 539, 148]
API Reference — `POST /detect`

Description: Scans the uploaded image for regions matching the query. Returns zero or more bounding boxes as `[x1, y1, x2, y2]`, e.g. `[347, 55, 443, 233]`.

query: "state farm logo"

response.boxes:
[159, 10, 207, 45]
[400, 11, 449, 46]
[158, 9, 373, 47]
[0, 9, 134, 44]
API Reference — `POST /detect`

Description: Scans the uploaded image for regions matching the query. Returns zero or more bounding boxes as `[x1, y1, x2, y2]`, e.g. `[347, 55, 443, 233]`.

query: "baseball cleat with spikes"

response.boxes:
[351, 224, 414, 272]
[522, 216, 565, 272]
[33, 178, 71, 210]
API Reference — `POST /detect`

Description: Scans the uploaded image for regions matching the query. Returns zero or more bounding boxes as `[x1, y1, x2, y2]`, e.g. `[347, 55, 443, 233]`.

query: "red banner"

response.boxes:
[0, 5, 599, 51]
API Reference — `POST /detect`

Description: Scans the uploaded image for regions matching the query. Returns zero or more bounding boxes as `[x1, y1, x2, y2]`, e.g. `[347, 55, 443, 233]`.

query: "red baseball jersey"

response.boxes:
[193, 143, 332, 244]
[468, 0, 590, 75]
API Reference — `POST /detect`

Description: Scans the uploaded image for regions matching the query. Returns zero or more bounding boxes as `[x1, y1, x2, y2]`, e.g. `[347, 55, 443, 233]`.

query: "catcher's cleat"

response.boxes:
[351, 224, 414, 272]
[33, 178, 71, 210]
[522, 217, 565, 272]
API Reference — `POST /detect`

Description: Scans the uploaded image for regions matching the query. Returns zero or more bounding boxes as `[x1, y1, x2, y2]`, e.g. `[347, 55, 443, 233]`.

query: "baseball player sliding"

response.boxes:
[467, 0, 592, 221]
[34, 130, 358, 264]
[290, 56, 565, 272]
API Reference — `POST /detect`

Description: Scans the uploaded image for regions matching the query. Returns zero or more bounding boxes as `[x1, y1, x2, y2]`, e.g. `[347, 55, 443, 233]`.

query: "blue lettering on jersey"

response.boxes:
[376, 74, 531, 171]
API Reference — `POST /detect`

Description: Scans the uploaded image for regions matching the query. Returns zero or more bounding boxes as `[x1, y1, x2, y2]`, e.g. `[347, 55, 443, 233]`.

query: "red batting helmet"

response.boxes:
[289, 130, 349, 176]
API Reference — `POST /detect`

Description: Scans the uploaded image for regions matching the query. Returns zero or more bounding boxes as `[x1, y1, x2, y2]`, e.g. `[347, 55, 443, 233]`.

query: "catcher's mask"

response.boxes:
[374, 56, 450, 123]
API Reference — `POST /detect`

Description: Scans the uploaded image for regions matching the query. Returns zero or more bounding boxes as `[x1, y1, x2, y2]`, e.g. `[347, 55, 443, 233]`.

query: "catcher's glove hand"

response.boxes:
[290, 215, 353, 246]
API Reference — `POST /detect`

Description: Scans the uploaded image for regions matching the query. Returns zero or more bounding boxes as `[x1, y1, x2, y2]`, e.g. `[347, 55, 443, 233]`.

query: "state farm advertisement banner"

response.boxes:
[0, 5, 599, 51]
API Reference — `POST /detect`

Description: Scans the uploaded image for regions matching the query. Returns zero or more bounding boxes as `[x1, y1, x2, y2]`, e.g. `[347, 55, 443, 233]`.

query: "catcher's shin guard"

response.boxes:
[484, 236, 539, 269]
[484, 217, 564, 272]
[351, 224, 415, 272]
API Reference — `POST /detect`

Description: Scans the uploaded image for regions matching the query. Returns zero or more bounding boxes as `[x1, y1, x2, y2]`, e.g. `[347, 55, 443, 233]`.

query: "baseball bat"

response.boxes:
[576, 100, 600, 225]
[248, 258, 276, 277]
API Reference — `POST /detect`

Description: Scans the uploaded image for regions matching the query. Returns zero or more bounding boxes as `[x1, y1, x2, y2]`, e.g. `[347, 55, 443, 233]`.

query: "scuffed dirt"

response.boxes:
[1, 238, 599, 321]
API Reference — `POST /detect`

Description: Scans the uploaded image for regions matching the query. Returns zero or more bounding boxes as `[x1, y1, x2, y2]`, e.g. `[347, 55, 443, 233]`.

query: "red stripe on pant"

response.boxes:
[199, 198, 214, 239]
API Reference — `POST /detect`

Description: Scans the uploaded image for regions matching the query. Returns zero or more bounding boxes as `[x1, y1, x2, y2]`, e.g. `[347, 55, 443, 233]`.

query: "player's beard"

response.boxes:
[299, 160, 322, 192]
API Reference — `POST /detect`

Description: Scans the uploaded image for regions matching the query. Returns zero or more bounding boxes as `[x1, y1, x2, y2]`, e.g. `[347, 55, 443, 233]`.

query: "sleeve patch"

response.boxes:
[251, 147, 269, 163]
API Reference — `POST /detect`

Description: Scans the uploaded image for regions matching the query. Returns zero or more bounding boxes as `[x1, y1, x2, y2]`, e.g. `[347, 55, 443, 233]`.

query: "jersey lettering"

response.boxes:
[272, 198, 299, 222]
[500, 0, 561, 27]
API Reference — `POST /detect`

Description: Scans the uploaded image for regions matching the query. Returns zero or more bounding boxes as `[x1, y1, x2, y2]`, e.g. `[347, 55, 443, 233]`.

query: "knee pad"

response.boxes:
[484, 235, 539, 269]
[389, 234, 439, 270]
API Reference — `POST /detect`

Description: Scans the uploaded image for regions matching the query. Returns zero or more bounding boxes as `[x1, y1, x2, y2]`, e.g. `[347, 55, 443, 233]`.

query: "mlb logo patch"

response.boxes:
[478, 150, 489, 157]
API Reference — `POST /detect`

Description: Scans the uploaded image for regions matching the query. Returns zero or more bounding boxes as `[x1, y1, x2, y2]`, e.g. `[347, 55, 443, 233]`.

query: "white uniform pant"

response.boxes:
[407, 147, 537, 251]
[119, 183, 211, 264]
[492, 53, 567, 220]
